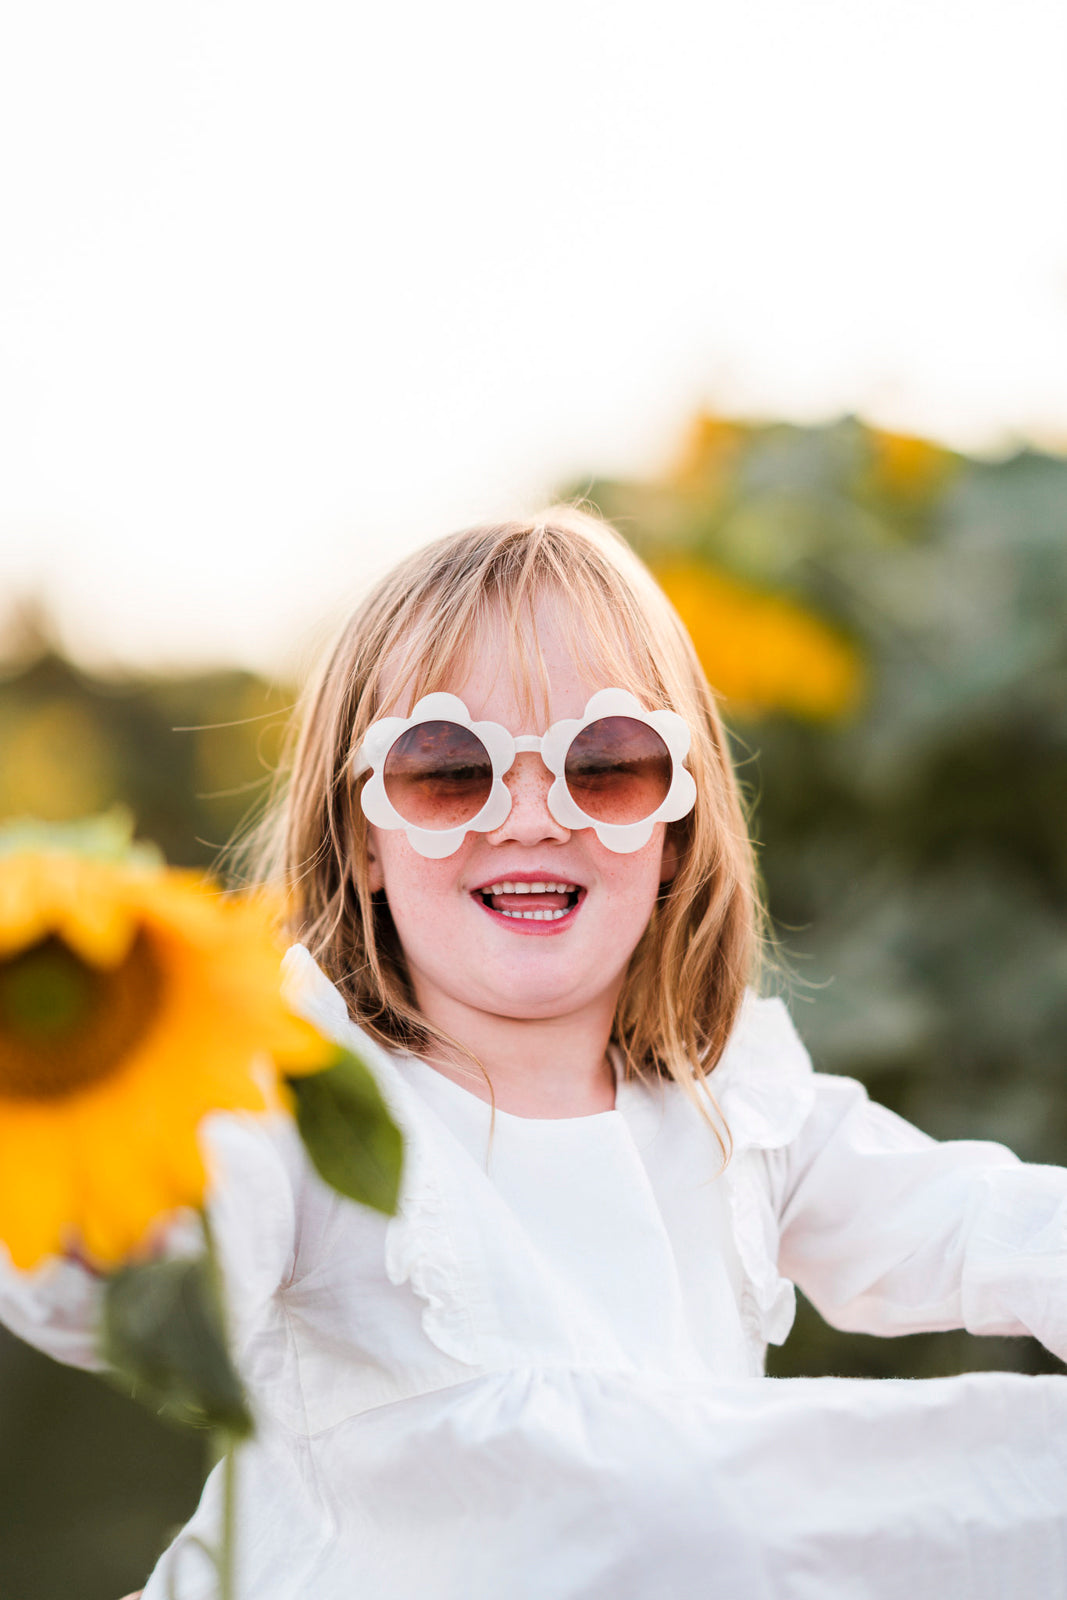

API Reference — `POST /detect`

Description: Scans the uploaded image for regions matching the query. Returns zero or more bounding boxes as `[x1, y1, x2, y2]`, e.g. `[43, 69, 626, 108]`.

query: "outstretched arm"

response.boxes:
[773, 1073, 1067, 1361]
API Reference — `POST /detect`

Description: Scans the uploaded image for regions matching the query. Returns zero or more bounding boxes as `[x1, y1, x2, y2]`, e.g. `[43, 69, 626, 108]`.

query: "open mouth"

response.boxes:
[472, 879, 584, 924]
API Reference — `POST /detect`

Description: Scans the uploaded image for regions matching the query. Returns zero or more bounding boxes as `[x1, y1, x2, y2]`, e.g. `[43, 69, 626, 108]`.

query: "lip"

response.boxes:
[473, 896, 585, 936]
[469, 869, 587, 937]
[468, 869, 587, 894]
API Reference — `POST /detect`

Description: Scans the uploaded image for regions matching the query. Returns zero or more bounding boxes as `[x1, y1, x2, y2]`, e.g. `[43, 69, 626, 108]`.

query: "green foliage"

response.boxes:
[0, 636, 291, 870]
[289, 1046, 404, 1216]
[0, 806, 160, 865]
[101, 1252, 253, 1439]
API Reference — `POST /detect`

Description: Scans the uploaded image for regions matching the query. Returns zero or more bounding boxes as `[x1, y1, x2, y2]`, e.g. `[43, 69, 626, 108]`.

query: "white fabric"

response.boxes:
[1, 942, 1065, 1598]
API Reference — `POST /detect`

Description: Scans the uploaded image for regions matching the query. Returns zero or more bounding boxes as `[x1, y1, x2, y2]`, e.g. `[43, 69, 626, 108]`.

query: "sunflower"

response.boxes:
[0, 842, 326, 1271]
[656, 562, 865, 722]
[863, 426, 958, 501]
[670, 411, 749, 496]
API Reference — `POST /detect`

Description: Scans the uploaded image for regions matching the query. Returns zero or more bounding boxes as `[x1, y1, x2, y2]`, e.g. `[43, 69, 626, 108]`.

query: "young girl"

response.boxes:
[5, 507, 1067, 1599]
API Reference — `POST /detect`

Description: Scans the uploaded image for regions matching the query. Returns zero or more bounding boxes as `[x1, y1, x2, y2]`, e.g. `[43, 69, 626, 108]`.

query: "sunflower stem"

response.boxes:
[217, 1433, 238, 1600]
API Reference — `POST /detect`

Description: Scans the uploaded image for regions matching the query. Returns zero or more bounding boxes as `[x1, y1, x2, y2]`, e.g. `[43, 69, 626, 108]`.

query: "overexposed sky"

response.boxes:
[1, 0, 1065, 672]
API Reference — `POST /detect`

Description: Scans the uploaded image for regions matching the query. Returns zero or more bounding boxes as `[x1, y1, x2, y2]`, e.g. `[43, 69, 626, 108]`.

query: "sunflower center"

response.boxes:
[0, 931, 163, 1100]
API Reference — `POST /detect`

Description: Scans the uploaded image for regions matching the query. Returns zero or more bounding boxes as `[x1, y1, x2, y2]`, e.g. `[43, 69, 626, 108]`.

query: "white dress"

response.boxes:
[2, 942, 1066, 1599]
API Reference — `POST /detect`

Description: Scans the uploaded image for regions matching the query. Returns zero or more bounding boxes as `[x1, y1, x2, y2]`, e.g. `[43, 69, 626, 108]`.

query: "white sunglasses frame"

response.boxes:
[353, 687, 698, 858]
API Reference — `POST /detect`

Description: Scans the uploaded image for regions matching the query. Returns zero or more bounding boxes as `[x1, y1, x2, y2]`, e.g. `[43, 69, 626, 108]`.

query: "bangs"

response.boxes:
[363, 517, 682, 734]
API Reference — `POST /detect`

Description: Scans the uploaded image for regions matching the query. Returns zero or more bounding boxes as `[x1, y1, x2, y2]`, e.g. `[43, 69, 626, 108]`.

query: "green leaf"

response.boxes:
[0, 806, 162, 867]
[101, 1253, 253, 1439]
[287, 1046, 403, 1215]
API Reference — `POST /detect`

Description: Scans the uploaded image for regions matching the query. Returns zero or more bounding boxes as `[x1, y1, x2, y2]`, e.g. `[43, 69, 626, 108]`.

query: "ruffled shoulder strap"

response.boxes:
[280, 944, 443, 1146]
[710, 991, 816, 1155]
[281, 941, 361, 1044]
[701, 992, 817, 1362]
[280, 944, 489, 1363]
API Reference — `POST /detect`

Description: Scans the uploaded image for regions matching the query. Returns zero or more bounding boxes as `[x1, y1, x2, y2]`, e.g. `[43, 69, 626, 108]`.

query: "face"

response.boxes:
[364, 601, 678, 1040]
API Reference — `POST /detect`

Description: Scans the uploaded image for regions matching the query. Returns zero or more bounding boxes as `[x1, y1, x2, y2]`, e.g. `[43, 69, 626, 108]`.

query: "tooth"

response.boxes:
[531, 882, 546, 893]
[490, 883, 504, 895]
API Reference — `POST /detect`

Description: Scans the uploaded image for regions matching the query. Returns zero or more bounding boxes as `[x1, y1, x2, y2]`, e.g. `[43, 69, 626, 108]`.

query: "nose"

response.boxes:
[484, 752, 570, 847]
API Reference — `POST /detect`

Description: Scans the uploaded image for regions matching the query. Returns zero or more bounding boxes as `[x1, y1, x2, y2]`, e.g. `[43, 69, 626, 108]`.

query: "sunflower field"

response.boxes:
[2, 413, 1067, 1596]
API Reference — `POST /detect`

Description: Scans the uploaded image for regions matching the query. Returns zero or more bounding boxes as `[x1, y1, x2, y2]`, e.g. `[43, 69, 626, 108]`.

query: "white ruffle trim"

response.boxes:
[380, 1129, 484, 1368]
[713, 991, 817, 1153]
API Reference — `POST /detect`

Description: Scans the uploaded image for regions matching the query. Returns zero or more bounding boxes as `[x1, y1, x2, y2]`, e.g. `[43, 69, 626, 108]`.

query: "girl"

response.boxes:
[5, 507, 1067, 1599]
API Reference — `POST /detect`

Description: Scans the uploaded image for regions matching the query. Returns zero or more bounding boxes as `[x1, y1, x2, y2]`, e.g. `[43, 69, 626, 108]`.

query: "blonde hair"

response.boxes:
[252, 505, 764, 1144]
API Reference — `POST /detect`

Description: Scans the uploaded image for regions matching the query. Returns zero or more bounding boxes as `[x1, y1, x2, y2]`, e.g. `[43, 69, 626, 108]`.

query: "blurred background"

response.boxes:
[2, 2, 1066, 1596]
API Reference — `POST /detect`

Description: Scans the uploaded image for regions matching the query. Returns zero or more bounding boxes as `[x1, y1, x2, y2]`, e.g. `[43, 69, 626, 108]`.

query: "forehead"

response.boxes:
[446, 616, 597, 729]
[376, 590, 652, 727]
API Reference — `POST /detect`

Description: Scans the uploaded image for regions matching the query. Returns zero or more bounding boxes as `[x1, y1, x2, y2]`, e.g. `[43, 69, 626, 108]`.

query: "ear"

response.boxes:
[658, 826, 681, 887]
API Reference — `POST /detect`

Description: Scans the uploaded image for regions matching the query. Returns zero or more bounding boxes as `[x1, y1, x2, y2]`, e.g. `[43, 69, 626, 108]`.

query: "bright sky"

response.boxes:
[1, 0, 1064, 673]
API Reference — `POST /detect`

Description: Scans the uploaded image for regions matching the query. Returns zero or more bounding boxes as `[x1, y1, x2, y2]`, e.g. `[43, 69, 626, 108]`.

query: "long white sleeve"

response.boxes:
[0, 1246, 108, 1370]
[773, 1072, 1067, 1360]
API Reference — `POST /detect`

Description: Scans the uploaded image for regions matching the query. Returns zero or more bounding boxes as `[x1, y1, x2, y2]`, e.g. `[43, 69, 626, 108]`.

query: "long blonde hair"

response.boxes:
[251, 505, 764, 1133]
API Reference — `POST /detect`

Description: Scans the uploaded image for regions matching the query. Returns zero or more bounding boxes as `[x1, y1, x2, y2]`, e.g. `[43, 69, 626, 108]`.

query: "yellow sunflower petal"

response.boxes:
[0, 1108, 79, 1269]
[656, 562, 865, 722]
[0, 854, 142, 965]
[0, 856, 56, 957]
[55, 871, 142, 967]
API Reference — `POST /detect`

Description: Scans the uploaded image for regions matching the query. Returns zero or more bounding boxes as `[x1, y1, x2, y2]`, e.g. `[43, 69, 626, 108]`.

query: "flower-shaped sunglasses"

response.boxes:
[353, 688, 697, 858]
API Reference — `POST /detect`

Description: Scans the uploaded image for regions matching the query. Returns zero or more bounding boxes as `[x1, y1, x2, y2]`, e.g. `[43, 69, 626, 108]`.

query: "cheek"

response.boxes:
[369, 830, 463, 921]
[594, 833, 670, 922]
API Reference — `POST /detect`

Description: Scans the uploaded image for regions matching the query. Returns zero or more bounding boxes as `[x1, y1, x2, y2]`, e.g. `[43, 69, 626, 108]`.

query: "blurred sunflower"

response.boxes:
[670, 411, 748, 497]
[0, 841, 325, 1270]
[657, 562, 864, 721]
[863, 426, 958, 501]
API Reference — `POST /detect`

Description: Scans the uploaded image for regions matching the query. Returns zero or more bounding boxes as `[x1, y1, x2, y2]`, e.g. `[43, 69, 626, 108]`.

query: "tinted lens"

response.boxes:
[383, 721, 494, 830]
[563, 716, 672, 825]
